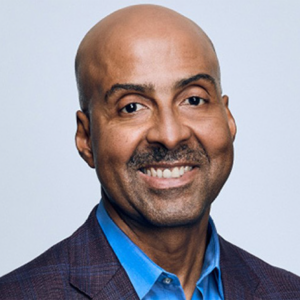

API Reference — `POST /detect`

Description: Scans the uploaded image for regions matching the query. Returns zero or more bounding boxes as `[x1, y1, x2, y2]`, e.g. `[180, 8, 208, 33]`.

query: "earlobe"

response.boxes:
[222, 95, 237, 142]
[75, 110, 95, 168]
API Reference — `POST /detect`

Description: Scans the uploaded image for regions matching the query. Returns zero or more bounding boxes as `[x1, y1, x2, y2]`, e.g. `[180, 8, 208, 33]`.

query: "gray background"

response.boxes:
[1, 0, 299, 276]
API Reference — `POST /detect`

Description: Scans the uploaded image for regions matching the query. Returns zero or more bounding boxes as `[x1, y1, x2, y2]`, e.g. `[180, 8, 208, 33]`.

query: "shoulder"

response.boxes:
[0, 206, 113, 299]
[0, 238, 69, 298]
[219, 235, 300, 299]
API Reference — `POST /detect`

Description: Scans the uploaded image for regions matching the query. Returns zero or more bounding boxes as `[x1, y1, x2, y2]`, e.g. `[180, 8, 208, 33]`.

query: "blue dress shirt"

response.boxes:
[96, 201, 224, 300]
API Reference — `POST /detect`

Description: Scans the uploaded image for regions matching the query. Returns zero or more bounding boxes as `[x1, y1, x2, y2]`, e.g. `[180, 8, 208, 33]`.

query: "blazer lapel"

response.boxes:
[93, 267, 140, 300]
[68, 206, 139, 299]
[219, 236, 261, 300]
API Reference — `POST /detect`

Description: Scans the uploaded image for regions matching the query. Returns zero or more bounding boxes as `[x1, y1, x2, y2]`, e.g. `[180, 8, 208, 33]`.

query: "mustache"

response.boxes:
[127, 144, 209, 168]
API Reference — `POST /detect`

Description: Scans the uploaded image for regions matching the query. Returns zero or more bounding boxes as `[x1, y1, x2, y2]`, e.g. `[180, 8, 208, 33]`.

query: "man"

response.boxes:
[0, 4, 299, 300]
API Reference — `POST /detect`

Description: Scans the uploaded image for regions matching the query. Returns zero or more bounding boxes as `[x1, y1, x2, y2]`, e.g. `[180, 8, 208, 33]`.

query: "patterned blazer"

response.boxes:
[1, 206, 300, 299]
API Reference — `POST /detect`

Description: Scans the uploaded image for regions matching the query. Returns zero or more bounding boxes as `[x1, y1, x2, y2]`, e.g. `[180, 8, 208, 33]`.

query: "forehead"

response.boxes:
[84, 21, 220, 96]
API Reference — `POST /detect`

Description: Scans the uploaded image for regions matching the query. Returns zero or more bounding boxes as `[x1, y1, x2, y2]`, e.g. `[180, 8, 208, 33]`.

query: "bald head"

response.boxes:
[75, 4, 220, 113]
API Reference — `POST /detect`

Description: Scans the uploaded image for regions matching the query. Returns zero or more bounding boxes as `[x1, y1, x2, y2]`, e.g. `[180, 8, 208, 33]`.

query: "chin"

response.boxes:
[140, 202, 210, 228]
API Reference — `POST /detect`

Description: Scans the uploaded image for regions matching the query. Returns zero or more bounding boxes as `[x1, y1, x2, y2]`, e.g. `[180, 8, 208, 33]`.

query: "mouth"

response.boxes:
[139, 165, 194, 179]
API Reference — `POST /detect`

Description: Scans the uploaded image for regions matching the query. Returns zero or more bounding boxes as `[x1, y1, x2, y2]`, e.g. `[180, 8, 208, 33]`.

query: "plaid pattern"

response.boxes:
[220, 237, 300, 299]
[0, 206, 138, 299]
[1, 206, 300, 299]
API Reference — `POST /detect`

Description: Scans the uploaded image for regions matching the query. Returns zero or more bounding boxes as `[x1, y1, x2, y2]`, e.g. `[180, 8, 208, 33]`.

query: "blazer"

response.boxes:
[1, 206, 300, 299]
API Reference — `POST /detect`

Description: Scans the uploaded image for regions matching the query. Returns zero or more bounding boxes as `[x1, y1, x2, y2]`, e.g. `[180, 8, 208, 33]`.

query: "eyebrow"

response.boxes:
[104, 83, 154, 102]
[175, 73, 217, 89]
[104, 73, 217, 102]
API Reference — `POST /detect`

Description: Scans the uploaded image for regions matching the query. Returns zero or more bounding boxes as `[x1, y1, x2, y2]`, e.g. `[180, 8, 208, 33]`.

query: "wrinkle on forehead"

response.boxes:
[75, 4, 221, 112]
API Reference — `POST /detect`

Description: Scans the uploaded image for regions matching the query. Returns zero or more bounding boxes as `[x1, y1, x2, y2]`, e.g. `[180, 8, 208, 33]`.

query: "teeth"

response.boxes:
[151, 168, 157, 177]
[143, 166, 193, 178]
[157, 169, 163, 178]
[163, 169, 172, 178]
[172, 167, 180, 178]
[179, 166, 184, 176]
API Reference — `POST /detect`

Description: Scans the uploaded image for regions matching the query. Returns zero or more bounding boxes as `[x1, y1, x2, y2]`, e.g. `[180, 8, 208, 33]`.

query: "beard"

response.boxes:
[120, 143, 213, 228]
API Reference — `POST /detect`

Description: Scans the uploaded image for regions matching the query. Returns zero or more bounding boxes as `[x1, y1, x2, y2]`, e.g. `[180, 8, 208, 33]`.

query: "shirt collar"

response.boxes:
[96, 200, 223, 299]
[96, 201, 161, 298]
[197, 217, 224, 297]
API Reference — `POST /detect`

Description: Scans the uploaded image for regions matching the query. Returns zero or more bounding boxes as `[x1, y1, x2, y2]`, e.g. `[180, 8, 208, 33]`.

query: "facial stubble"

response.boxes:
[123, 143, 212, 228]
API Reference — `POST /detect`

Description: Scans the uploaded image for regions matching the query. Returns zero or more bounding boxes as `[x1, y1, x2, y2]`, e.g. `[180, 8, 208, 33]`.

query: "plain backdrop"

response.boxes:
[1, 0, 300, 277]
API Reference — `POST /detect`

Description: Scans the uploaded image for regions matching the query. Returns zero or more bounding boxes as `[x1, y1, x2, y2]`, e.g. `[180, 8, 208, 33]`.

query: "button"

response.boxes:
[163, 277, 172, 284]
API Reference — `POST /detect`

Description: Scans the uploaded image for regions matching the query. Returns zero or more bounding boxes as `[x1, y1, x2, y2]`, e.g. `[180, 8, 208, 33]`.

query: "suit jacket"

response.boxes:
[1, 206, 300, 299]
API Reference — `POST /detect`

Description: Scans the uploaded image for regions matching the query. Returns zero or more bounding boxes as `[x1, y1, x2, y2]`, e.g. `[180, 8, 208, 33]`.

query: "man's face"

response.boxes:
[80, 28, 236, 228]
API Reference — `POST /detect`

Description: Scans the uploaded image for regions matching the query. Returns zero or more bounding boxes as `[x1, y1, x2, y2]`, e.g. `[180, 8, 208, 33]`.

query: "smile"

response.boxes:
[140, 166, 193, 179]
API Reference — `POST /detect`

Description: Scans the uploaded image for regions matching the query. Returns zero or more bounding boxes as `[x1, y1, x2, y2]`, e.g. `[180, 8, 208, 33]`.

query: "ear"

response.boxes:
[75, 110, 95, 168]
[222, 95, 237, 142]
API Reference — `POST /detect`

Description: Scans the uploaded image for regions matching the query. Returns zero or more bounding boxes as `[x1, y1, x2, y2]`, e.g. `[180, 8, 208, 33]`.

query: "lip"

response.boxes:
[138, 165, 198, 190]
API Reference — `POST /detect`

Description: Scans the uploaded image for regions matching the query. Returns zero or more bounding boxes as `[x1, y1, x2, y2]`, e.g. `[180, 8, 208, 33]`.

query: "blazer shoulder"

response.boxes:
[0, 206, 104, 299]
[219, 235, 300, 299]
[0, 232, 71, 299]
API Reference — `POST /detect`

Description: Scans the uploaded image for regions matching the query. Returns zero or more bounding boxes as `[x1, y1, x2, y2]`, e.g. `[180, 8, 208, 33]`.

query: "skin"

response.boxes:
[75, 5, 236, 299]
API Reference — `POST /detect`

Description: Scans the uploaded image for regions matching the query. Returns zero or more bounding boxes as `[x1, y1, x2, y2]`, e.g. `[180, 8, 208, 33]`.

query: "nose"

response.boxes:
[146, 108, 192, 149]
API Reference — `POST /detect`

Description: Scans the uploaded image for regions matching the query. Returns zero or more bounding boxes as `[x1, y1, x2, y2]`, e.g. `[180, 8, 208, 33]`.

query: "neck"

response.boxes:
[104, 198, 210, 299]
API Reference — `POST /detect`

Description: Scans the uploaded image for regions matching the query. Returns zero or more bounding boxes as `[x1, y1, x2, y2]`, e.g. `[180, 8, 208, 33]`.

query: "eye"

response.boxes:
[121, 103, 145, 114]
[183, 96, 206, 106]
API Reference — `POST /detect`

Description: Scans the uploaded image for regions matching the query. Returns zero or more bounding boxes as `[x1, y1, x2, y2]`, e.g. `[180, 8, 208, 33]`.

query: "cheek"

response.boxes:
[93, 122, 149, 207]
[193, 117, 233, 159]
[93, 121, 146, 172]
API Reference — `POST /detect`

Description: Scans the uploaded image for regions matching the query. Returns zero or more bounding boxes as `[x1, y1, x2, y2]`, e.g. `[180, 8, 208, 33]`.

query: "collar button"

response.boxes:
[163, 277, 172, 284]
